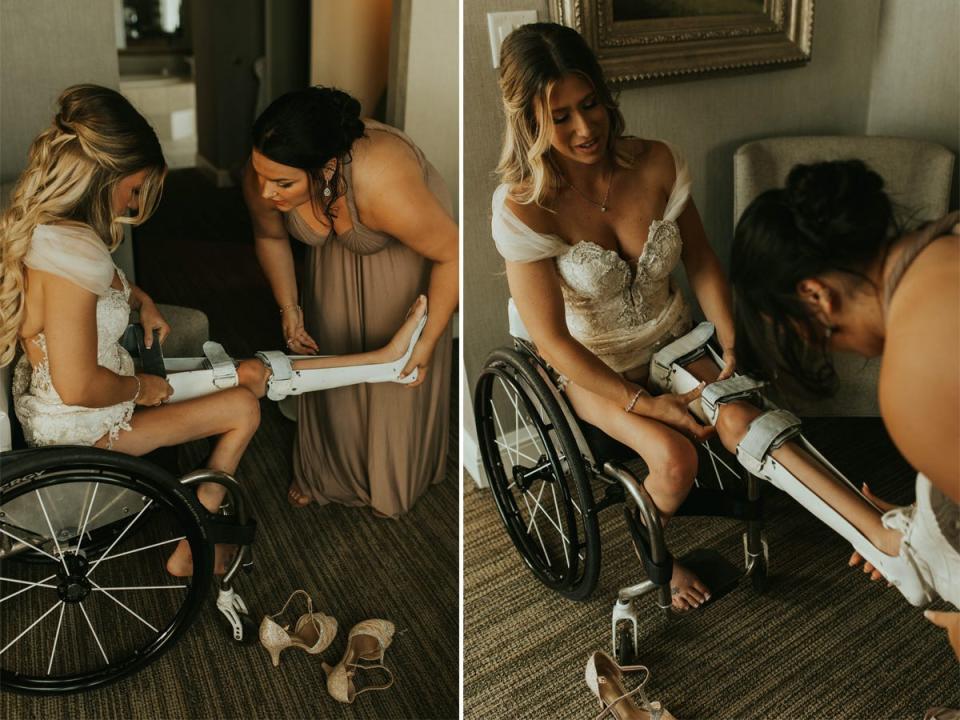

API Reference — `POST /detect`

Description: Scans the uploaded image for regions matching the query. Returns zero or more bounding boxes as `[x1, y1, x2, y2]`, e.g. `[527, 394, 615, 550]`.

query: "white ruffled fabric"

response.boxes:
[492, 141, 694, 373]
[14, 224, 135, 448]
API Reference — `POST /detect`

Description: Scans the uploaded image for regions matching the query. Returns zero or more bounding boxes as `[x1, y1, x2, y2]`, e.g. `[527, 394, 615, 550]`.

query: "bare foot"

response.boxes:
[670, 561, 710, 611]
[165, 540, 237, 576]
[287, 484, 312, 507]
[382, 295, 427, 362]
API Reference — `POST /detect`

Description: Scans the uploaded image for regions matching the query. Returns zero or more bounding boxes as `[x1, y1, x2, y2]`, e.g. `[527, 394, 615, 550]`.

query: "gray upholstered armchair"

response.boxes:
[733, 136, 955, 416]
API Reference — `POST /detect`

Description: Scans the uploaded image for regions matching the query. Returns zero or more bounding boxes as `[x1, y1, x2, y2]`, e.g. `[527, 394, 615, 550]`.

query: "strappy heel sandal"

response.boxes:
[258, 590, 337, 667]
[322, 619, 396, 703]
[585, 651, 677, 720]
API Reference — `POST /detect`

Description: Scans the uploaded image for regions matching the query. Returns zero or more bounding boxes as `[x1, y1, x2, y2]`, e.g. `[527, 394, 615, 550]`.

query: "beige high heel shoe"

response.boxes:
[585, 651, 677, 720]
[258, 590, 337, 667]
[322, 619, 396, 704]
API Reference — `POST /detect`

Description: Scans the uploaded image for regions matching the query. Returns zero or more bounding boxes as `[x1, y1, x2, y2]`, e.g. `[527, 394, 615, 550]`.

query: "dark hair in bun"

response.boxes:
[252, 86, 365, 220]
[730, 159, 898, 395]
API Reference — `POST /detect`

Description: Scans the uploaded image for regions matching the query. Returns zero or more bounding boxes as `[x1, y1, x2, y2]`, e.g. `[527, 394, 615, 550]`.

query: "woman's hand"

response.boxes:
[637, 385, 715, 441]
[400, 334, 437, 388]
[716, 346, 737, 381]
[139, 299, 170, 349]
[925, 610, 960, 660]
[848, 483, 898, 582]
[135, 373, 173, 406]
[281, 306, 319, 355]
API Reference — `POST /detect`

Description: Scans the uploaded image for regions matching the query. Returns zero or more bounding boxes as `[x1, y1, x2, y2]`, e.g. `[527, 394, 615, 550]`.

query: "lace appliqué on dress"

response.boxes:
[13, 275, 136, 450]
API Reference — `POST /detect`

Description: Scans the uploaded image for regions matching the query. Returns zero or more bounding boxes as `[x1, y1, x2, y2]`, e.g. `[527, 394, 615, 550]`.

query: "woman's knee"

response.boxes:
[714, 402, 759, 454]
[222, 387, 261, 436]
[237, 359, 270, 398]
[647, 437, 698, 489]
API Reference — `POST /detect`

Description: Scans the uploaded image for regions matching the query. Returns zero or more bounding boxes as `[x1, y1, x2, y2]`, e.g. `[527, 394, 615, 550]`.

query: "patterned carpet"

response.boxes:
[1, 170, 458, 719]
[464, 418, 959, 719]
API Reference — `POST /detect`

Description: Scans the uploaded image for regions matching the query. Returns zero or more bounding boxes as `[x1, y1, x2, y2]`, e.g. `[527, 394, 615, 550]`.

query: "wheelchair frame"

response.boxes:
[474, 330, 768, 663]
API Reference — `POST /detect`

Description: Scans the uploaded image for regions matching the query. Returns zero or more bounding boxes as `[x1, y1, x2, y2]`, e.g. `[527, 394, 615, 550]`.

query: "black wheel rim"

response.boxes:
[0, 450, 211, 694]
[476, 362, 589, 593]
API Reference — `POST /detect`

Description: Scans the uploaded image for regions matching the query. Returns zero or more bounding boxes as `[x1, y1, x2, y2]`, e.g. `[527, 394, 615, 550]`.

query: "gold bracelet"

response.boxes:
[279, 304, 301, 314]
[624, 388, 645, 413]
[131, 374, 142, 403]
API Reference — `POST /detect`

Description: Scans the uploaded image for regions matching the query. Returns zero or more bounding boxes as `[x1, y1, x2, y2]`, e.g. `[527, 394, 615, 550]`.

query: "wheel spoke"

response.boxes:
[0, 574, 58, 604]
[491, 403, 516, 466]
[493, 440, 537, 464]
[1, 600, 63, 656]
[497, 377, 546, 456]
[520, 491, 551, 568]
[86, 578, 159, 633]
[46, 602, 66, 675]
[92, 584, 187, 591]
[85, 500, 154, 577]
[78, 602, 109, 665]
[0, 576, 57, 589]
[0, 526, 60, 563]
[523, 484, 573, 546]
[35, 490, 70, 574]
[89, 535, 184, 564]
[75, 481, 100, 554]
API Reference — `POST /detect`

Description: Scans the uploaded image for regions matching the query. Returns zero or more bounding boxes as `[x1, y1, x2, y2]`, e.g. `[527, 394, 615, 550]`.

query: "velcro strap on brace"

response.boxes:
[649, 321, 715, 391]
[202, 342, 238, 389]
[255, 351, 293, 401]
[736, 409, 802, 476]
[700, 375, 766, 424]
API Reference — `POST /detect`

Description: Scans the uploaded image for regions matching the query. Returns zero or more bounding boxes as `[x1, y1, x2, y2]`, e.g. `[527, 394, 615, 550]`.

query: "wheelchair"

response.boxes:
[0, 328, 258, 695]
[473, 302, 768, 664]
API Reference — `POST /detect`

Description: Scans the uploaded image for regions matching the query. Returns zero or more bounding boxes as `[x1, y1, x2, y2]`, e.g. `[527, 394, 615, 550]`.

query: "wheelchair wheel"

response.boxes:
[0, 447, 212, 694]
[475, 347, 600, 600]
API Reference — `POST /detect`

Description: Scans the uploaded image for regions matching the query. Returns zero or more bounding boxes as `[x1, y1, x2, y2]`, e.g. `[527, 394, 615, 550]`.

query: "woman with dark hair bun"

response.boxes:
[243, 86, 458, 517]
[732, 159, 960, 657]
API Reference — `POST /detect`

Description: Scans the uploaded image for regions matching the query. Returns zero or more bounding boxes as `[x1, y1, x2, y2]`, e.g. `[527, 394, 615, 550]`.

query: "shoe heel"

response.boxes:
[268, 645, 284, 668]
[321, 661, 333, 677]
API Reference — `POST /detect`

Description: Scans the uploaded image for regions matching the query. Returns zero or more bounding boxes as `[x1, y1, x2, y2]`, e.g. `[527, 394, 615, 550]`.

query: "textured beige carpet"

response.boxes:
[464, 418, 959, 719]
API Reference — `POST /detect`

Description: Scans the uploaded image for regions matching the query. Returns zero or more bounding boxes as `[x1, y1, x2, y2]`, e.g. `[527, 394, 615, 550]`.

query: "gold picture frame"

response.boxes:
[549, 0, 815, 85]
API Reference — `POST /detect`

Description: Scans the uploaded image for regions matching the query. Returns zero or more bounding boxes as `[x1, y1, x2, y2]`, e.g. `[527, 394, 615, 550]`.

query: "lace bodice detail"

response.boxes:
[491, 141, 693, 373]
[13, 227, 136, 448]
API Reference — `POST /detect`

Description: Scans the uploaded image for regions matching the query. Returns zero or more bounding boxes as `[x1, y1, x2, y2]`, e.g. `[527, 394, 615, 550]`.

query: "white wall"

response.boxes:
[0, 0, 119, 182]
[401, 0, 460, 217]
[310, 0, 393, 117]
[867, 0, 959, 207]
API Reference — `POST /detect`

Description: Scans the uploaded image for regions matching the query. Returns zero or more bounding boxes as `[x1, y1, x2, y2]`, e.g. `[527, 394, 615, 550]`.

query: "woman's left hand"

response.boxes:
[716, 346, 737, 381]
[139, 300, 171, 349]
[400, 335, 436, 388]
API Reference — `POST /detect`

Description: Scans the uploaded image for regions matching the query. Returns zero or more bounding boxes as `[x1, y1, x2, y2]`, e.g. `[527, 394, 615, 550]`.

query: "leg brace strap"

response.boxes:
[203, 342, 239, 389]
[649, 321, 715, 390]
[254, 351, 294, 401]
[736, 409, 802, 475]
[701, 375, 766, 424]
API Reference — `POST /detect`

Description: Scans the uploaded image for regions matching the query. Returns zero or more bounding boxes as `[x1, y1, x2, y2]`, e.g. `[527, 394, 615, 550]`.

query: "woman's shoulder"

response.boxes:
[25, 223, 114, 295]
[616, 137, 678, 188]
[352, 121, 421, 175]
[501, 188, 556, 237]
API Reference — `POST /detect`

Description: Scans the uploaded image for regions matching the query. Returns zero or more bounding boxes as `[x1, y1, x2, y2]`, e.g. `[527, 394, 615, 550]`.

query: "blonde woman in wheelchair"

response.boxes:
[0, 85, 428, 577]
[493, 22, 935, 628]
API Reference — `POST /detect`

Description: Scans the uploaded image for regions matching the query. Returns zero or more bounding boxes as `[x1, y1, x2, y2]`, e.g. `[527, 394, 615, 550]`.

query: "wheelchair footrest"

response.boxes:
[677, 548, 742, 605]
[624, 507, 673, 587]
[674, 487, 763, 521]
[204, 514, 257, 546]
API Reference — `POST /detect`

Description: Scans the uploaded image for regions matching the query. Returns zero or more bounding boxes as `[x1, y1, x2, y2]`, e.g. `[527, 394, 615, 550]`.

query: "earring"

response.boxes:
[322, 185, 332, 198]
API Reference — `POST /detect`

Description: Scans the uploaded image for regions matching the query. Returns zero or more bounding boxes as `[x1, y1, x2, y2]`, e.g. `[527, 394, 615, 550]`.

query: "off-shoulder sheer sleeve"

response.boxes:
[491, 184, 568, 263]
[24, 224, 115, 296]
[660, 141, 692, 222]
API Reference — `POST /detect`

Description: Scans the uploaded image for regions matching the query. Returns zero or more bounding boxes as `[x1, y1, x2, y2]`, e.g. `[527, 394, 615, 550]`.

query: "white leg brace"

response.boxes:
[650, 323, 932, 606]
[163, 314, 426, 404]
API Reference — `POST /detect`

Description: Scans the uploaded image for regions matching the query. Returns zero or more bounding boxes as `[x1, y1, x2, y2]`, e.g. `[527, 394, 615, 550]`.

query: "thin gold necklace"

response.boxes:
[562, 165, 614, 212]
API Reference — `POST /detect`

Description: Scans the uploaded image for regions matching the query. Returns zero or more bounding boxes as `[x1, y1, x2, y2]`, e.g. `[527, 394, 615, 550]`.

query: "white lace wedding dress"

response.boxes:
[13, 224, 136, 448]
[492, 141, 693, 374]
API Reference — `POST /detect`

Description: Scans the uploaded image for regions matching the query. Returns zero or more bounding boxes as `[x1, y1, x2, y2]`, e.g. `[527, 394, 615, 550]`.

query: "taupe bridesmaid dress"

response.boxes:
[281, 121, 452, 517]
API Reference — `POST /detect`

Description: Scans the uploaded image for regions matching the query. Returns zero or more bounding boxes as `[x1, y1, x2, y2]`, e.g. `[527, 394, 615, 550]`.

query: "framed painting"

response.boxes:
[549, 0, 815, 85]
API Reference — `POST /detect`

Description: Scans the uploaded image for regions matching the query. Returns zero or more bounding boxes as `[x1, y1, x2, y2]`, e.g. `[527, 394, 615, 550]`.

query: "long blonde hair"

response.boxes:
[0, 84, 166, 366]
[496, 23, 630, 207]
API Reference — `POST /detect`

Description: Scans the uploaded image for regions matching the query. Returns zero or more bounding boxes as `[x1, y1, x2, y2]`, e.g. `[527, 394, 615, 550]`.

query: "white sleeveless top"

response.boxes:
[492, 141, 693, 373]
[13, 224, 135, 448]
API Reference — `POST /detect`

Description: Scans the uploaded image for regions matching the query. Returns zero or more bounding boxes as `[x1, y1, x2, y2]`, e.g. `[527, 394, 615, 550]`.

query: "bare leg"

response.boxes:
[95, 387, 261, 575]
[291, 295, 427, 371]
[565, 382, 710, 610]
[684, 356, 902, 557]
